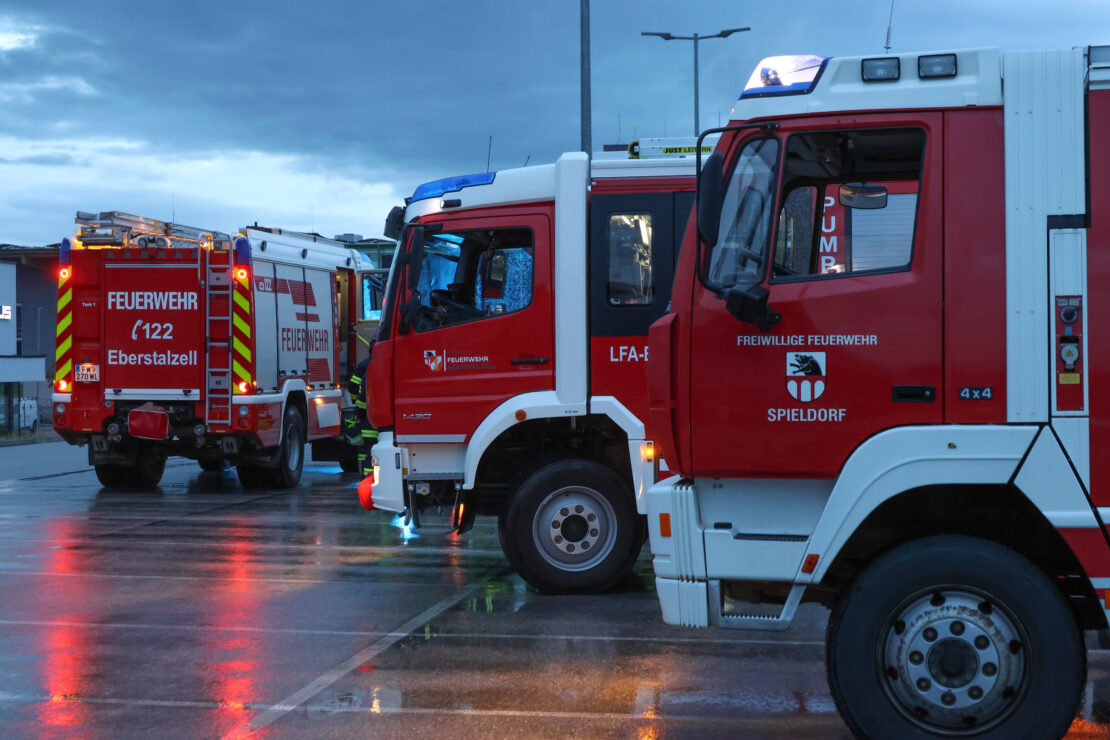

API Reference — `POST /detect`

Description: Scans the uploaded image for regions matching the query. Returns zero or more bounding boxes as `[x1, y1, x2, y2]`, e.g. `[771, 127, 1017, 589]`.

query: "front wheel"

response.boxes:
[827, 535, 1085, 739]
[501, 459, 643, 594]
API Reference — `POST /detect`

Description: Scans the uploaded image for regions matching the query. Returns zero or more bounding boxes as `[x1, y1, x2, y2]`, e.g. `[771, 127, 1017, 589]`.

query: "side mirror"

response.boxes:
[397, 292, 421, 335]
[406, 226, 425, 288]
[697, 152, 725, 248]
[839, 182, 888, 209]
[383, 206, 405, 241]
[724, 283, 781, 329]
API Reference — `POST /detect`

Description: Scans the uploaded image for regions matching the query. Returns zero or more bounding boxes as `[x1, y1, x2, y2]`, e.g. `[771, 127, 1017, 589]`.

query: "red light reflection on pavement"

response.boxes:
[206, 522, 265, 736]
[1068, 717, 1110, 737]
[37, 519, 90, 729]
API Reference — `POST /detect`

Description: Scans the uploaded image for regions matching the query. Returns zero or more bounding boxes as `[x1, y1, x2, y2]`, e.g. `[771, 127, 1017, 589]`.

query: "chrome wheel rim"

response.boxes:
[880, 588, 1027, 734]
[531, 486, 617, 572]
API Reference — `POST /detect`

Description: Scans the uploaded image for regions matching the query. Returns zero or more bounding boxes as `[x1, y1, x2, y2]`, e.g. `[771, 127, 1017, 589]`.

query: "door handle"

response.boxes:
[892, 385, 936, 402]
[511, 357, 550, 365]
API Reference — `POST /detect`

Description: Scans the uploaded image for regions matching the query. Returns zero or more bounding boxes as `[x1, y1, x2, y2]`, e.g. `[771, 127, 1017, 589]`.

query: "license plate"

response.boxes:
[75, 363, 100, 383]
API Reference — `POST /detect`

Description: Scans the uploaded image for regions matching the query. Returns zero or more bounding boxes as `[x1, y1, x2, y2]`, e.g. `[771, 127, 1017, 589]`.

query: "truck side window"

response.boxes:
[607, 213, 654, 305]
[408, 227, 534, 332]
[772, 128, 924, 279]
[475, 246, 534, 315]
[704, 137, 780, 289]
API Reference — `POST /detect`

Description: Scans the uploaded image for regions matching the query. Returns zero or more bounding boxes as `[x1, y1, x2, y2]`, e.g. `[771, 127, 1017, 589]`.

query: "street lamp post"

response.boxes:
[641, 27, 750, 137]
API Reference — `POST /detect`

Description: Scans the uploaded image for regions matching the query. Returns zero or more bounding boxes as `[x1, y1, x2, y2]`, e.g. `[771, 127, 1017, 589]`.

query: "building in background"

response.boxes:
[0, 244, 56, 442]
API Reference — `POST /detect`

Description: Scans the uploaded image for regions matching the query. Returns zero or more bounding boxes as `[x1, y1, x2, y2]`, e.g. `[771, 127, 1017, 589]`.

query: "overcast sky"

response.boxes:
[1, 0, 1108, 245]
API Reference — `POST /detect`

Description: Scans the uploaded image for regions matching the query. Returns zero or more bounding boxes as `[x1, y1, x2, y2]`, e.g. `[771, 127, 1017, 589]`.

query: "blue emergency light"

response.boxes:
[233, 236, 252, 265]
[410, 172, 496, 203]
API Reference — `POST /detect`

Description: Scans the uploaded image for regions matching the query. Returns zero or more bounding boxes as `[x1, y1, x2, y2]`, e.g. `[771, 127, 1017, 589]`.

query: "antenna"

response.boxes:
[884, 0, 895, 53]
[486, 135, 492, 172]
[523, 155, 531, 167]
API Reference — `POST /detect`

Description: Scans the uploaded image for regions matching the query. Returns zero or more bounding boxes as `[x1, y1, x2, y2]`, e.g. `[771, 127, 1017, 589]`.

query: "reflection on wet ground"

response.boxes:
[0, 449, 1108, 738]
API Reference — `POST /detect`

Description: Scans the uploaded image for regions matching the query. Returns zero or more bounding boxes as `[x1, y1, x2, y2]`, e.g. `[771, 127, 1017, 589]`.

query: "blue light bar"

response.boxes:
[740, 54, 829, 99]
[59, 237, 72, 265]
[410, 172, 496, 203]
[233, 236, 252, 265]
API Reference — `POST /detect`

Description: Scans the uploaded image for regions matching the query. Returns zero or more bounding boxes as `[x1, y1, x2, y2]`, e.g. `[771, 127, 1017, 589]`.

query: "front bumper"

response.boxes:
[364, 431, 406, 513]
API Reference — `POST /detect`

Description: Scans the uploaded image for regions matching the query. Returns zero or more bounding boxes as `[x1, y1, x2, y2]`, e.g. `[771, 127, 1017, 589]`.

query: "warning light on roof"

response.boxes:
[741, 54, 828, 99]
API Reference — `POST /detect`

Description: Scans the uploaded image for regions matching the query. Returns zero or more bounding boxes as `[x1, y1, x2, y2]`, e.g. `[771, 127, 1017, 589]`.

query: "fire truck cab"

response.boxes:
[646, 46, 1110, 736]
[53, 212, 374, 489]
[366, 152, 697, 593]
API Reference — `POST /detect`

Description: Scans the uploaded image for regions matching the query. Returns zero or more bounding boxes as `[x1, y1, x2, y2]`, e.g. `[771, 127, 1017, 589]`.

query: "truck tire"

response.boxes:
[129, 444, 166, 490]
[269, 405, 305, 489]
[501, 459, 642, 594]
[95, 464, 131, 488]
[826, 535, 1085, 739]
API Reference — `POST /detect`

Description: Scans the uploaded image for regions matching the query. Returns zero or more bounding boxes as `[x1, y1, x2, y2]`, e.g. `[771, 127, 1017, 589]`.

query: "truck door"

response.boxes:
[689, 118, 943, 476]
[391, 213, 554, 442]
[588, 192, 682, 424]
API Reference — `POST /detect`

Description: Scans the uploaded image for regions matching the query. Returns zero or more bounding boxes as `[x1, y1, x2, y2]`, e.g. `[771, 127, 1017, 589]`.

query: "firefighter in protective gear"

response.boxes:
[345, 351, 378, 477]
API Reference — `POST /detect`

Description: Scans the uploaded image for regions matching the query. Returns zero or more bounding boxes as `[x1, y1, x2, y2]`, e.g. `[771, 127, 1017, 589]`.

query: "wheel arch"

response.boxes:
[471, 412, 635, 516]
[821, 483, 1107, 631]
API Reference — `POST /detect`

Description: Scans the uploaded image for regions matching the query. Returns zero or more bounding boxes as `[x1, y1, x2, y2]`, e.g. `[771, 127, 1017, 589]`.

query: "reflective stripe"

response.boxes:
[232, 359, 251, 383]
[234, 290, 251, 315]
[56, 335, 72, 360]
[355, 400, 366, 409]
[55, 359, 72, 381]
[57, 288, 72, 312]
[56, 312, 72, 337]
[233, 313, 251, 339]
[233, 336, 252, 363]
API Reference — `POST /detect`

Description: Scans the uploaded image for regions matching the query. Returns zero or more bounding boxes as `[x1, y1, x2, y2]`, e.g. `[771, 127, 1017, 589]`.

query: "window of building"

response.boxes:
[607, 213, 654, 306]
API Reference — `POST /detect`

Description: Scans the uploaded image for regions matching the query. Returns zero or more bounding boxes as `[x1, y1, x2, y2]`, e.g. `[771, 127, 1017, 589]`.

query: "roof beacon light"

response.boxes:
[862, 57, 900, 82]
[59, 237, 73, 265]
[919, 53, 957, 79]
[410, 172, 497, 203]
[233, 236, 252, 266]
[741, 55, 828, 99]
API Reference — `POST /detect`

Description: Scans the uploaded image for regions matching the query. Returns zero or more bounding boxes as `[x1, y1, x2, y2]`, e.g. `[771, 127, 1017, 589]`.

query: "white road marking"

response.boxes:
[0, 618, 826, 646]
[224, 579, 495, 737]
[0, 692, 845, 725]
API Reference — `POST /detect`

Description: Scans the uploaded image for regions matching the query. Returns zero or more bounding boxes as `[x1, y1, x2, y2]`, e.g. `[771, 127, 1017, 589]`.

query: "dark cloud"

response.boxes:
[1, 0, 1109, 244]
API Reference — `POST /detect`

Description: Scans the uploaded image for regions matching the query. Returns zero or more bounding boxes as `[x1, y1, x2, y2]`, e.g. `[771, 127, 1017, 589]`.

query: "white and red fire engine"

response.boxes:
[362, 151, 698, 593]
[645, 46, 1110, 736]
[53, 211, 374, 489]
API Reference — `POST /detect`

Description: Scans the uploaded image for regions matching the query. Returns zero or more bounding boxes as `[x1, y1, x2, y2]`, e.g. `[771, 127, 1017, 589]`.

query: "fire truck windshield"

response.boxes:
[704, 136, 780, 289]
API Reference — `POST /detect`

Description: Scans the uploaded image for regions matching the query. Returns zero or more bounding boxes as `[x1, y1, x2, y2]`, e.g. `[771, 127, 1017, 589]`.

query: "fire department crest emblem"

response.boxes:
[424, 350, 444, 372]
[786, 352, 826, 402]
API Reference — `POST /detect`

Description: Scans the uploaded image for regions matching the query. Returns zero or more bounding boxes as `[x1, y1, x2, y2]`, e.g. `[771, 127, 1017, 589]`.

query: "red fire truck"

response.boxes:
[53, 211, 374, 489]
[645, 47, 1110, 736]
[363, 152, 697, 593]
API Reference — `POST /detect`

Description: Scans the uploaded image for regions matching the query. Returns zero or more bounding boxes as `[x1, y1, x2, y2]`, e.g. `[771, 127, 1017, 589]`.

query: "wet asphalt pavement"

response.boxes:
[1, 442, 1110, 739]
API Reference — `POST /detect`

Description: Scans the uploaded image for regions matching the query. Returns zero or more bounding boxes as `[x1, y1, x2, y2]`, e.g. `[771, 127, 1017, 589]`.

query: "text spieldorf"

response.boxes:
[282, 328, 330, 352]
